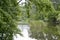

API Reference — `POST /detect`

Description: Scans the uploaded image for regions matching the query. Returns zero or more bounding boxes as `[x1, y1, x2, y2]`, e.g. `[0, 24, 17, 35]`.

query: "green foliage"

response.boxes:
[26, 0, 60, 40]
[18, 0, 60, 40]
[29, 20, 47, 39]
[0, 0, 21, 40]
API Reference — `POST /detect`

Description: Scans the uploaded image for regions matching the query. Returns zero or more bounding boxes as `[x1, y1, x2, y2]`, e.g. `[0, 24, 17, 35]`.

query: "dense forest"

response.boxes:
[0, 0, 60, 40]
[23, 0, 60, 40]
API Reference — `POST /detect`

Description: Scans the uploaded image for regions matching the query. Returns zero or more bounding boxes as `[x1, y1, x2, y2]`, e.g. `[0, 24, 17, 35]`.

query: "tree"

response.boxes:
[0, 0, 21, 40]
[26, 0, 60, 40]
